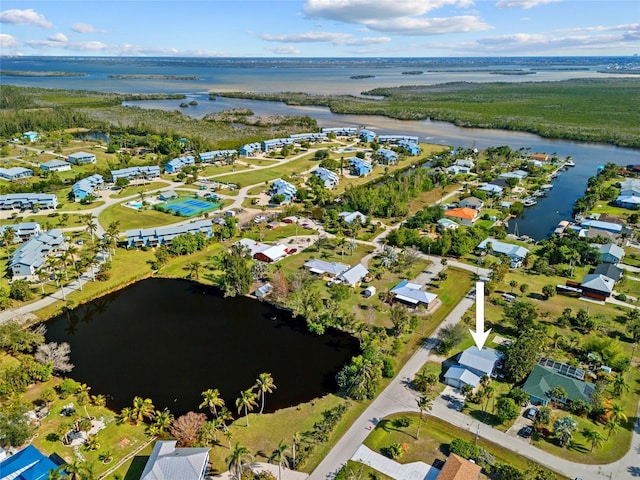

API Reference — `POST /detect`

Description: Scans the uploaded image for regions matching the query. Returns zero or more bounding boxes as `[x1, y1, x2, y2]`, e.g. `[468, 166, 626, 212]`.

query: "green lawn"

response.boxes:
[214, 154, 317, 187]
[243, 224, 315, 243]
[98, 202, 191, 232]
[108, 181, 170, 199]
[0, 212, 88, 229]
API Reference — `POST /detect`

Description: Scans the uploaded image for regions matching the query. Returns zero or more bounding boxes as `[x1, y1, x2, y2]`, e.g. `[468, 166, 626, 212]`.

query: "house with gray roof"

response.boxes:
[477, 238, 529, 268]
[126, 220, 212, 248]
[593, 263, 623, 282]
[444, 366, 482, 389]
[338, 211, 367, 224]
[0, 167, 33, 182]
[0, 193, 57, 210]
[72, 174, 103, 201]
[304, 259, 349, 277]
[111, 165, 161, 182]
[140, 440, 209, 480]
[40, 159, 71, 173]
[10, 229, 65, 278]
[336, 264, 369, 287]
[499, 169, 528, 181]
[459, 196, 484, 210]
[390, 280, 439, 310]
[597, 243, 625, 264]
[314, 167, 339, 190]
[458, 346, 504, 378]
[0, 222, 41, 243]
[67, 151, 96, 164]
[437, 218, 459, 231]
[580, 273, 615, 299]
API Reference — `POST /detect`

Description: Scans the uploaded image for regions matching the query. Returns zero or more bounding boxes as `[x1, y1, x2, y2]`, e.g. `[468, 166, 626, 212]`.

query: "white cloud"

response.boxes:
[555, 23, 640, 34]
[267, 45, 302, 55]
[0, 8, 53, 28]
[496, 0, 561, 9]
[363, 15, 491, 35]
[48, 33, 68, 43]
[0, 33, 19, 49]
[71, 22, 97, 34]
[261, 31, 390, 46]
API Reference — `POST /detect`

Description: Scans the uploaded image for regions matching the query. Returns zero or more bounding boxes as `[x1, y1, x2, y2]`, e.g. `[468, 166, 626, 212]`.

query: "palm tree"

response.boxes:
[613, 376, 630, 397]
[200, 388, 225, 418]
[35, 267, 49, 294]
[131, 396, 155, 424]
[118, 407, 134, 425]
[291, 432, 300, 468]
[268, 440, 290, 480]
[186, 261, 202, 280]
[416, 394, 433, 440]
[583, 427, 606, 452]
[91, 394, 106, 407]
[254, 372, 276, 415]
[76, 383, 91, 418]
[235, 388, 258, 426]
[2, 226, 15, 258]
[218, 406, 234, 431]
[223, 429, 234, 449]
[607, 420, 621, 439]
[200, 420, 219, 446]
[609, 403, 628, 424]
[226, 442, 252, 480]
[153, 408, 174, 435]
[86, 218, 98, 244]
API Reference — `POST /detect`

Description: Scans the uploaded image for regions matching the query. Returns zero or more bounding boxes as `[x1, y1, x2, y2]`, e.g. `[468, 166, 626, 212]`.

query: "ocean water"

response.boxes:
[1, 56, 637, 95]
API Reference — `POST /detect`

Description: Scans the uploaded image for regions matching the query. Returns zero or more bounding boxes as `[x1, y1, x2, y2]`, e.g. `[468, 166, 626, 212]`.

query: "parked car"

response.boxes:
[518, 426, 533, 438]
[524, 407, 538, 420]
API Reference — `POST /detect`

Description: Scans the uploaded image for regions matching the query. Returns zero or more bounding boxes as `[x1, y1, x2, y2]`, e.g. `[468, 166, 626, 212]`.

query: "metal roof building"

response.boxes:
[111, 165, 161, 182]
[126, 220, 212, 248]
[72, 174, 104, 201]
[0, 193, 58, 210]
[10, 229, 65, 278]
[140, 440, 209, 480]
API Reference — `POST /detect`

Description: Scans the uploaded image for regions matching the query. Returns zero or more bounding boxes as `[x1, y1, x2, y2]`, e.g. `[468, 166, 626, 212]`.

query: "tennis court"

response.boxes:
[164, 197, 220, 217]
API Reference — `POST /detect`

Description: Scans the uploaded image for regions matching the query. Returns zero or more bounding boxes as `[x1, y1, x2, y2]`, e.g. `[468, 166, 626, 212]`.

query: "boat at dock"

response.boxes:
[565, 159, 576, 167]
[541, 184, 553, 190]
[523, 197, 538, 207]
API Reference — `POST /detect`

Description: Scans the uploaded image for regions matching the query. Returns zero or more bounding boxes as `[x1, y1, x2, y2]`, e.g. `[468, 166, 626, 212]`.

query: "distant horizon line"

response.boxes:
[1, 54, 638, 59]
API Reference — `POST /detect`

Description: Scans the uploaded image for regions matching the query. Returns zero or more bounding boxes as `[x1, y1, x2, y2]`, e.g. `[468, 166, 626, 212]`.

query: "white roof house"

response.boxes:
[67, 151, 96, 164]
[479, 184, 504, 195]
[458, 346, 504, 379]
[477, 238, 529, 267]
[140, 440, 209, 480]
[437, 218, 459, 230]
[444, 365, 482, 389]
[0, 167, 33, 181]
[453, 158, 475, 169]
[304, 259, 349, 276]
[314, 167, 339, 189]
[40, 159, 71, 172]
[338, 211, 367, 224]
[336, 264, 369, 287]
[236, 239, 288, 262]
[390, 280, 438, 306]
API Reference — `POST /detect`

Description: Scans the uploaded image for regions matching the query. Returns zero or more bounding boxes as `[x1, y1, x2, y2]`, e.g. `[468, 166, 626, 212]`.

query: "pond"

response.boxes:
[43, 278, 360, 416]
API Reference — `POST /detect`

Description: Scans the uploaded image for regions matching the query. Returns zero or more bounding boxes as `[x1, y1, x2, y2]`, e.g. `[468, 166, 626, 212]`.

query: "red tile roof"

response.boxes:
[437, 453, 482, 480]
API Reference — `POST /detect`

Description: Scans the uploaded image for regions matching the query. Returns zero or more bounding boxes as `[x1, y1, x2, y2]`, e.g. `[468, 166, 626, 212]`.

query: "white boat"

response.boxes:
[523, 197, 537, 207]
[565, 160, 576, 167]
[541, 184, 553, 190]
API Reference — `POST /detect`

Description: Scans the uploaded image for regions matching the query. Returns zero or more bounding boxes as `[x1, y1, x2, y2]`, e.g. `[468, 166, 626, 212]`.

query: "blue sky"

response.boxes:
[1, 1, 638, 57]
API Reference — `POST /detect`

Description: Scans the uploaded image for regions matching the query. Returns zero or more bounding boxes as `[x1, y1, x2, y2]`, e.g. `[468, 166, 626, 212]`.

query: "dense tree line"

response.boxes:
[387, 224, 490, 258]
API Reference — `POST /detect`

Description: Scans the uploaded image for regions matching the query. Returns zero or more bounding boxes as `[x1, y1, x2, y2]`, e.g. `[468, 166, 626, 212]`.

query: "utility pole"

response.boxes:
[474, 423, 480, 444]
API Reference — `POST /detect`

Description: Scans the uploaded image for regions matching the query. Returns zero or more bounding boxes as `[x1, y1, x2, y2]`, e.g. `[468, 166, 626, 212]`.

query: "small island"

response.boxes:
[108, 74, 200, 80]
[189, 100, 198, 106]
[402, 71, 424, 75]
[0, 70, 87, 77]
[350, 75, 375, 79]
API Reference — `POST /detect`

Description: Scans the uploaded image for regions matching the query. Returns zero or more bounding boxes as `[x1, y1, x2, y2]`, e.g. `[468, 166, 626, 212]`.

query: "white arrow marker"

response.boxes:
[470, 281, 491, 350]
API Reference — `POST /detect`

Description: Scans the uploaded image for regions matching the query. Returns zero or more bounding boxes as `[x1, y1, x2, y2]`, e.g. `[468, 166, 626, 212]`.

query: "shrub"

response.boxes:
[393, 416, 412, 428]
[382, 357, 395, 378]
[449, 438, 480, 459]
[381, 442, 404, 460]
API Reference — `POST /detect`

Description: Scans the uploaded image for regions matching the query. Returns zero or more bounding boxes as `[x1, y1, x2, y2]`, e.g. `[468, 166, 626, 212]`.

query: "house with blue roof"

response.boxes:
[10, 229, 65, 278]
[349, 157, 372, 177]
[0, 193, 57, 210]
[199, 150, 237, 163]
[580, 219, 623, 234]
[271, 178, 297, 203]
[359, 129, 376, 142]
[40, 159, 71, 173]
[67, 151, 96, 164]
[239, 142, 261, 157]
[0, 445, 64, 480]
[290, 132, 327, 143]
[477, 238, 529, 268]
[0, 222, 41, 243]
[378, 135, 419, 144]
[314, 167, 339, 190]
[126, 220, 212, 248]
[111, 165, 161, 182]
[165, 155, 195, 174]
[479, 184, 504, 196]
[398, 140, 421, 156]
[0, 167, 33, 182]
[375, 148, 398, 166]
[72, 174, 103, 201]
[321, 127, 358, 136]
[22, 131, 39, 142]
[444, 346, 504, 389]
[262, 138, 294, 152]
[597, 243, 625, 264]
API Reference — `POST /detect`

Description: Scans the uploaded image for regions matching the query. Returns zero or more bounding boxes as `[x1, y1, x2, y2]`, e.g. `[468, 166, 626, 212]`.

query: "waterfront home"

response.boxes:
[22, 131, 39, 142]
[290, 132, 328, 143]
[437, 218, 459, 231]
[236, 239, 288, 263]
[359, 129, 376, 142]
[304, 259, 349, 278]
[398, 140, 421, 156]
[619, 178, 640, 197]
[40, 159, 71, 173]
[477, 238, 529, 268]
[126, 220, 212, 248]
[67, 151, 96, 164]
[375, 148, 398, 165]
[444, 346, 504, 389]
[165, 155, 195, 173]
[111, 165, 161, 182]
[262, 137, 294, 151]
[580, 273, 615, 299]
[271, 178, 297, 203]
[140, 440, 209, 480]
[0, 445, 63, 480]
[446, 165, 470, 175]
[239, 142, 261, 157]
[530, 153, 549, 162]
[198, 150, 237, 163]
[478, 184, 504, 196]
[336, 264, 369, 287]
[499, 169, 528, 181]
[321, 127, 358, 136]
[521, 364, 594, 406]
[0, 193, 57, 210]
[459, 196, 484, 210]
[453, 158, 475, 170]
[72, 174, 103, 201]
[580, 219, 623, 234]
[390, 280, 438, 310]
[255, 283, 273, 299]
[377, 135, 419, 144]
[444, 207, 479, 226]
[349, 157, 373, 176]
[0, 167, 33, 182]
[338, 211, 367, 224]
[10, 229, 65, 278]
[617, 195, 640, 210]
[438, 453, 481, 480]
[314, 167, 339, 189]
[0, 222, 41, 243]
[597, 243, 625, 264]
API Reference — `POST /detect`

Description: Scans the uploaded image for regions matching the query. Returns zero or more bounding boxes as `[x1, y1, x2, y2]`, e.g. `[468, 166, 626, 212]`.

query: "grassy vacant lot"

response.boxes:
[0, 212, 88, 229]
[215, 153, 317, 187]
[363, 414, 568, 479]
[98, 202, 189, 231]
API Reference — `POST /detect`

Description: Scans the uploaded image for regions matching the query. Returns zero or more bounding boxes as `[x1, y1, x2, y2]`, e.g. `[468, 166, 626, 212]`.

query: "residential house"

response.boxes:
[338, 211, 367, 224]
[453, 158, 475, 170]
[336, 263, 369, 287]
[597, 243, 625, 264]
[0, 167, 33, 181]
[262, 138, 294, 151]
[239, 142, 261, 157]
[580, 273, 615, 300]
[271, 178, 297, 203]
[22, 131, 39, 142]
[0, 445, 63, 480]
[72, 174, 103, 201]
[398, 140, 421, 156]
[140, 440, 209, 480]
[443, 366, 482, 390]
[593, 263, 623, 282]
[198, 150, 237, 163]
[111, 165, 161, 182]
[40, 159, 71, 173]
[159, 190, 179, 201]
[67, 151, 96, 164]
[290, 132, 328, 143]
[390, 280, 439, 310]
[446, 165, 471, 175]
[521, 364, 595, 406]
[0, 223, 41, 243]
[0, 193, 57, 210]
[125, 220, 212, 248]
[10, 229, 65, 278]
[477, 238, 530, 268]
[437, 453, 481, 480]
[304, 259, 349, 278]
[444, 346, 504, 390]
[321, 127, 358, 136]
[236, 239, 289, 263]
[165, 155, 195, 174]
[255, 283, 273, 299]
[349, 157, 373, 176]
[437, 218, 459, 231]
[478, 184, 504, 197]
[616, 195, 640, 210]
[580, 219, 623, 235]
[619, 178, 640, 197]
[444, 208, 479, 226]
[499, 170, 528, 181]
[314, 167, 340, 189]
[530, 153, 549, 162]
[459, 196, 484, 210]
[359, 129, 376, 142]
[489, 178, 509, 189]
[375, 148, 398, 165]
[377, 135, 419, 144]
